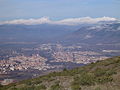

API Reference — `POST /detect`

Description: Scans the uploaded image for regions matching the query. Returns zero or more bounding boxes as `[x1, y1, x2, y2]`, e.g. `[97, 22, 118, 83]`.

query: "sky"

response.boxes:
[0, 0, 120, 21]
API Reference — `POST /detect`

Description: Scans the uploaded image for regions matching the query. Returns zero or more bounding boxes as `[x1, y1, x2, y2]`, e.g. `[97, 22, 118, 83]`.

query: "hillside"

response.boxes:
[63, 22, 120, 44]
[0, 24, 78, 43]
[0, 56, 120, 90]
[0, 22, 120, 44]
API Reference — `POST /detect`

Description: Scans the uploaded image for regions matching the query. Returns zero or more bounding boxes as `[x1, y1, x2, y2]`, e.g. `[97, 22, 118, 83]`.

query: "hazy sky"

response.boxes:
[0, 0, 120, 21]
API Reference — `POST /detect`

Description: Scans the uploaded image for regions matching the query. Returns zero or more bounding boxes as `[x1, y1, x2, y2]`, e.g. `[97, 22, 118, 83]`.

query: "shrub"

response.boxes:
[33, 80, 42, 85]
[26, 81, 32, 85]
[80, 73, 95, 86]
[77, 73, 95, 86]
[63, 68, 67, 71]
[0, 84, 3, 87]
[71, 84, 81, 90]
[96, 76, 113, 84]
[50, 83, 62, 90]
[106, 70, 117, 76]
[94, 68, 106, 77]
[35, 85, 46, 90]
[71, 79, 81, 90]
[95, 87, 101, 90]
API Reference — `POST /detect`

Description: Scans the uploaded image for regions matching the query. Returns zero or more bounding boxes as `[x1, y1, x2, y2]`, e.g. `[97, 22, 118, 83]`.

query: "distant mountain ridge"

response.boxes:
[0, 24, 80, 42]
[62, 22, 120, 44]
[0, 20, 120, 44]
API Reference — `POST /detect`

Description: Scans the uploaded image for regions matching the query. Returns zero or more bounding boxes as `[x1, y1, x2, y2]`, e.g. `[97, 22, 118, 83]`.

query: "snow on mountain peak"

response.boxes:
[0, 17, 117, 25]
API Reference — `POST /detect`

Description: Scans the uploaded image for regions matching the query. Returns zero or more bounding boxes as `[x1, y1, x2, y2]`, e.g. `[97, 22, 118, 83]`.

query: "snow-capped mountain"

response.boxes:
[0, 17, 120, 44]
[62, 22, 120, 44]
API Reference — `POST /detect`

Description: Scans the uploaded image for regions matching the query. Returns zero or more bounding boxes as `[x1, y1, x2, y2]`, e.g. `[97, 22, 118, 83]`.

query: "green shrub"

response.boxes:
[17, 86, 35, 90]
[95, 87, 101, 90]
[78, 73, 95, 86]
[35, 85, 46, 90]
[26, 81, 32, 85]
[50, 83, 62, 90]
[0, 84, 3, 88]
[33, 80, 42, 85]
[81, 73, 95, 86]
[63, 68, 67, 71]
[94, 68, 106, 77]
[106, 70, 117, 76]
[71, 84, 81, 90]
[71, 78, 81, 90]
[96, 76, 113, 84]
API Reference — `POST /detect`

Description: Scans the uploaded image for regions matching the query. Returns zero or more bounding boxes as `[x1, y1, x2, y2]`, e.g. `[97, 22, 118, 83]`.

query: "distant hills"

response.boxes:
[62, 22, 120, 44]
[0, 19, 120, 44]
[0, 24, 79, 42]
[1, 56, 120, 90]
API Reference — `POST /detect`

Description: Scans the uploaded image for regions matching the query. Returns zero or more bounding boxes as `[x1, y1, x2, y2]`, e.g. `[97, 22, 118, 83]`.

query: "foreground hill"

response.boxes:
[0, 56, 120, 90]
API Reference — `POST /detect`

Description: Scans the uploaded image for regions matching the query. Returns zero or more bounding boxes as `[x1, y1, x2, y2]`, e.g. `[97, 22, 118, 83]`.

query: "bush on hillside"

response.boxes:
[96, 76, 113, 84]
[94, 68, 107, 77]
[50, 83, 62, 90]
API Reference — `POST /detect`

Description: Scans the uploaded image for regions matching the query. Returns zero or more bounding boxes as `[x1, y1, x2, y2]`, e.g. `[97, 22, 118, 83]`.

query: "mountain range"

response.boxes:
[0, 17, 120, 44]
[62, 22, 120, 44]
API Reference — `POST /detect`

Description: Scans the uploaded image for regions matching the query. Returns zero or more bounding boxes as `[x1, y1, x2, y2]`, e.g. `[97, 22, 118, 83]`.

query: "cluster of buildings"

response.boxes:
[0, 54, 55, 74]
[51, 51, 108, 64]
[0, 43, 109, 74]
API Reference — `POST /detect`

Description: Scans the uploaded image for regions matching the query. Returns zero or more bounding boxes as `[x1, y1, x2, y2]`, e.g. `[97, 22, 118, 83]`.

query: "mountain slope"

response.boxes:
[62, 22, 120, 44]
[1, 56, 120, 90]
[0, 24, 79, 42]
[0, 22, 120, 44]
